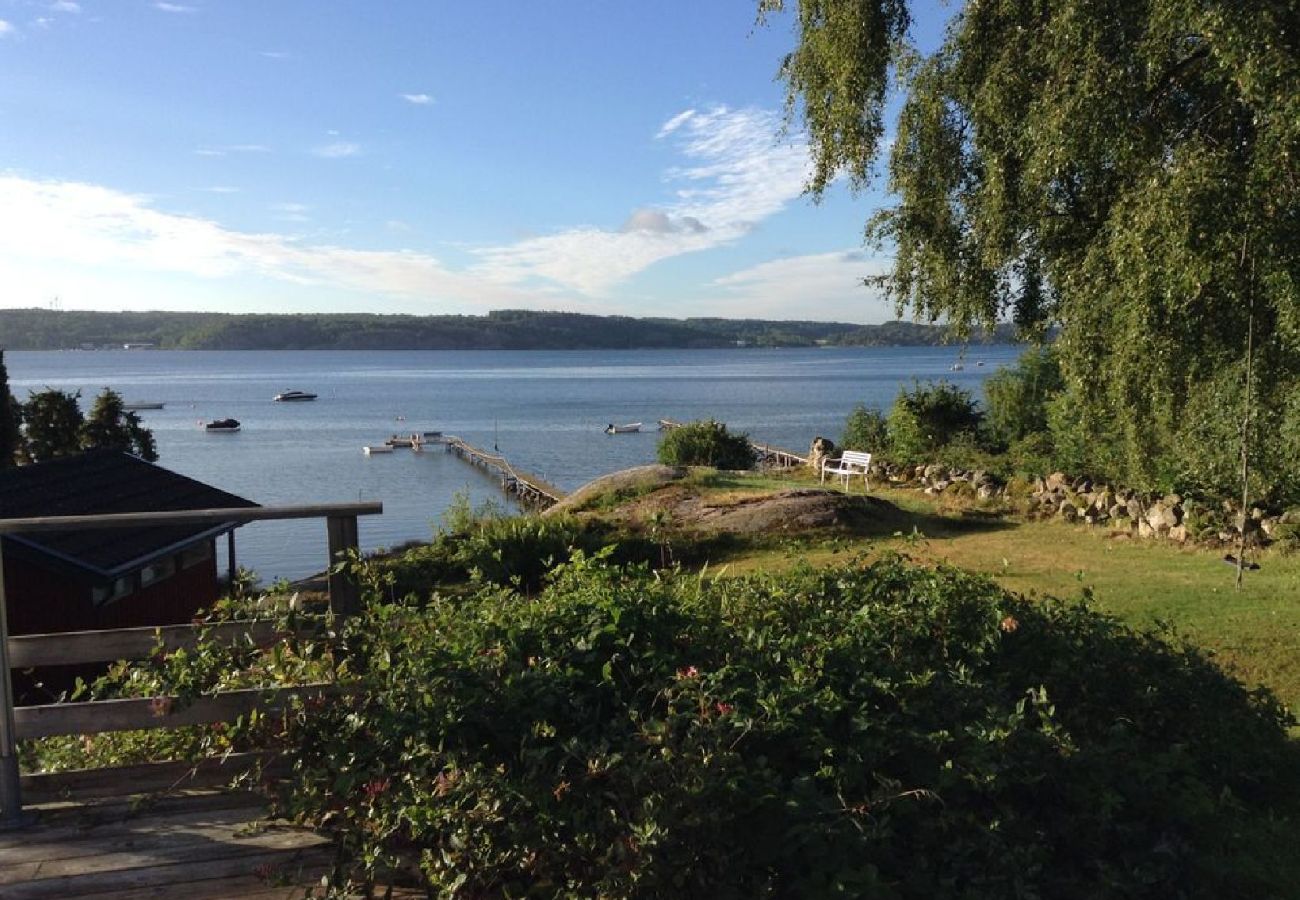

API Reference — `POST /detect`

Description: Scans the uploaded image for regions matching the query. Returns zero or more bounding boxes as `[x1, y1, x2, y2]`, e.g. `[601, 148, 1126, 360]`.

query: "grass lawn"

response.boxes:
[712, 474, 1300, 715]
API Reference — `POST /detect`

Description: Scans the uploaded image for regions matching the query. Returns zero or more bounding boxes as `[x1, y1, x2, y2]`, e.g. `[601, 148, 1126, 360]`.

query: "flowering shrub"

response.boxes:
[270, 554, 1293, 898]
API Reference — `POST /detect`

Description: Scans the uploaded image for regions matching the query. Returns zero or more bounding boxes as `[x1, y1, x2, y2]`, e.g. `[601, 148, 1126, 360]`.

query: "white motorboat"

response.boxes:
[363, 445, 394, 455]
[605, 422, 642, 434]
[274, 389, 318, 402]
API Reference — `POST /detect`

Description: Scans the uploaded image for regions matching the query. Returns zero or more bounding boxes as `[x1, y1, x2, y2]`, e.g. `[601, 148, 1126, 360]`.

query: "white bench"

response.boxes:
[821, 450, 872, 490]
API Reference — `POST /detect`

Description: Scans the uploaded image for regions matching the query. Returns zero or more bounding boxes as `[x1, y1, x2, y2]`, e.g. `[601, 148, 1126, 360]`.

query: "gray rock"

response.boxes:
[1146, 503, 1178, 532]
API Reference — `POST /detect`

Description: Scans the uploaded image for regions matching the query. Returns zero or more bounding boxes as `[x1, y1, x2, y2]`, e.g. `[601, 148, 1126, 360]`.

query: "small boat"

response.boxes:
[363, 445, 394, 455]
[605, 422, 642, 434]
[123, 401, 165, 411]
[950, 363, 965, 371]
[274, 389, 318, 402]
[205, 418, 241, 433]
[976, 361, 985, 367]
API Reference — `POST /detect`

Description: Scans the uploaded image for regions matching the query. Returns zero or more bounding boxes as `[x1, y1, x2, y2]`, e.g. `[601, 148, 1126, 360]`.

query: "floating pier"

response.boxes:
[657, 419, 809, 469]
[443, 436, 566, 509]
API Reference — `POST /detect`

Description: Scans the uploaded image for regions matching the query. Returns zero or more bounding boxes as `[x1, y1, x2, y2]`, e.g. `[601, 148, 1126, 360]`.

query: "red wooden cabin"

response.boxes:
[0, 451, 258, 699]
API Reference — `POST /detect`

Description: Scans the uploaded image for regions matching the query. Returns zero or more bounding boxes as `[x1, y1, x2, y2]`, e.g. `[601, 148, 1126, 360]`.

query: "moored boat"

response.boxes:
[363, 445, 394, 455]
[605, 422, 642, 434]
[124, 401, 165, 411]
[205, 418, 241, 433]
[273, 389, 318, 402]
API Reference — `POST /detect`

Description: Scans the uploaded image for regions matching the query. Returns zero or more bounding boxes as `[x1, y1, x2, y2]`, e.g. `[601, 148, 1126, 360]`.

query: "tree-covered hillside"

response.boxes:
[0, 308, 1014, 351]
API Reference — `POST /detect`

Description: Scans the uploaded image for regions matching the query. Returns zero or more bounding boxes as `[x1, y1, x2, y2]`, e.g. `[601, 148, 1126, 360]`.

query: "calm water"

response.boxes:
[5, 346, 1019, 580]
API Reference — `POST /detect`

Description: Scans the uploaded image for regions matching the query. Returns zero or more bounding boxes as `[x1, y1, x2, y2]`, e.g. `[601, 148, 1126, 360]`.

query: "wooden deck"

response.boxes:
[0, 788, 332, 899]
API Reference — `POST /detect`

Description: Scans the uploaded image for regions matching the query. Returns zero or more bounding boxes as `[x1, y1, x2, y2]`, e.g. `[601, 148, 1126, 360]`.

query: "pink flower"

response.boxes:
[676, 666, 700, 680]
[363, 777, 390, 799]
[714, 702, 735, 716]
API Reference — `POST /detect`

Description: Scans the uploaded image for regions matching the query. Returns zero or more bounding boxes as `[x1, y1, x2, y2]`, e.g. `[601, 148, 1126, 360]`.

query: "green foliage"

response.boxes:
[0, 350, 23, 467]
[80, 387, 159, 462]
[886, 381, 982, 460]
[657, 419, 756, 470]
[1174, 363, 1300, 506]
[767, 0, 1300, 500]
[269, 556, 1292, 897]
[21, 388, 83, 463]
[839, 403, 888, 452]
[983, 346, 1064, 446]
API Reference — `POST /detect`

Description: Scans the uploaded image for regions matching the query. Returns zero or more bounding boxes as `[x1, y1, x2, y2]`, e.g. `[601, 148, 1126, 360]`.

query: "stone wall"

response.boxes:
[809, 439, 1299, 550]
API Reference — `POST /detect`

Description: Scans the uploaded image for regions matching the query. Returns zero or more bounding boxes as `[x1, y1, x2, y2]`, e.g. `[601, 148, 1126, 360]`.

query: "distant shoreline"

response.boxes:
[0, 308, 1024, 352]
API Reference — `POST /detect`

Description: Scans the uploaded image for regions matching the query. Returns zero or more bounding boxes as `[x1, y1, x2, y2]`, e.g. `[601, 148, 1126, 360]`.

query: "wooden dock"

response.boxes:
[443, 437, 566, 509]
[656, 420, 809, 469]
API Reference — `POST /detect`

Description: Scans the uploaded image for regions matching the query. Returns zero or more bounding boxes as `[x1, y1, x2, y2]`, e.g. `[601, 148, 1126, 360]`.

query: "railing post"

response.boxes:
[326, 515, 360, 617]
[0, 541, 32, 828]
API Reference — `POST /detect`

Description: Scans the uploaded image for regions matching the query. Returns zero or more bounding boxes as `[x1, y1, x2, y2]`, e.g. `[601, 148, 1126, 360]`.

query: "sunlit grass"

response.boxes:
[705, 474, 1300, 714]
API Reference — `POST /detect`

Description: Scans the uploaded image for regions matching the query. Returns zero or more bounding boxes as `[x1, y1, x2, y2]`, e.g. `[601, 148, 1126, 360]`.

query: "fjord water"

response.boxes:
[7, 346, 1019, 580]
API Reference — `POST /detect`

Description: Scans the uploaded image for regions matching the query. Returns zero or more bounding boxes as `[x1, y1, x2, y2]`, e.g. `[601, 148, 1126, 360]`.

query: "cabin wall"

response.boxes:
[3, 542, 222, 704]
[2, 541, 220, 635]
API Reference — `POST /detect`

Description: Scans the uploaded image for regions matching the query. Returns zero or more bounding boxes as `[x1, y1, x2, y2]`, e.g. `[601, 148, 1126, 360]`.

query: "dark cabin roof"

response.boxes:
[0, 450, 259, 579]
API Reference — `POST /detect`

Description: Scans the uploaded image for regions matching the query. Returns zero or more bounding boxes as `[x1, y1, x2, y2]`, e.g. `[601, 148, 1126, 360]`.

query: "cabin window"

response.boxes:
[92, 575, 136, 607]
[140, 557, 177, 587]
[180, 543, 213, 570]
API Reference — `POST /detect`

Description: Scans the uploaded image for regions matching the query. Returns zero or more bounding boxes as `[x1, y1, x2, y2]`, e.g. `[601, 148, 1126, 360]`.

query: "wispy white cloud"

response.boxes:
[0, 174, 540, 310]
[154, 2, 197, 13]
[194, 144, 270, 157]
[312, 141, 360, 159]
[656, 109, 696, 139]
[50, 1, 81, 12]
[708, 250, 893, 323]
[260, 50, 290, 59]
[271, 201, 311, 223]
[401, 93, 434, 105]
[473, 105, 812, 295]
[199, 186, 240, 194]
[0, 19, 14, 36]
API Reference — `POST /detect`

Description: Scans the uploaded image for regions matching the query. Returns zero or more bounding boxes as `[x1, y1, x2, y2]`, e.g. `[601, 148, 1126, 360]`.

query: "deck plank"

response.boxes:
[2, 846, 333, 900]
[0, 805, 272, 865]
[0, 788, 335, 900]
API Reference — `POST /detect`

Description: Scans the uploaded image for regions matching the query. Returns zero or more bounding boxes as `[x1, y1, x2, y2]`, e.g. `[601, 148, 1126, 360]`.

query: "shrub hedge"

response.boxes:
[272, 555, 1294, 898]
[657, 420, 756, 470]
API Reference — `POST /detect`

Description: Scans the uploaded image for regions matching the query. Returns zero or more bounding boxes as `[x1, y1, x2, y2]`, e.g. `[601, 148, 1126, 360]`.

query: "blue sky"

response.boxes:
[0, 2, 949, 323]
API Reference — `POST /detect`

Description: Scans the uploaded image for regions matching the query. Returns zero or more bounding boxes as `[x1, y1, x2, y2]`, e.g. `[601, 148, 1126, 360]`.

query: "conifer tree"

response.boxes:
[23, 388, 84, 463]
[0, 350, 23, 468]
[80, 387, 160, 461]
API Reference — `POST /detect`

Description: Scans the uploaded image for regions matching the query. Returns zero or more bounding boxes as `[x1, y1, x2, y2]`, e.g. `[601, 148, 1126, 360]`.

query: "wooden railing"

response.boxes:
[0, 502, 382, 829]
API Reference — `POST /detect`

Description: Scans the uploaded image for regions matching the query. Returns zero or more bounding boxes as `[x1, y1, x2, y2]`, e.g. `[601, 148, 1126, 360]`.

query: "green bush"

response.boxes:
[657, 419, 755, 469]
[840, 404, 889, 453]
[983, 346, 1064, 446]
[1173, 364, 1300, 507]
[272, 556, 1292, 898]
[886, 381, 983, 460]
